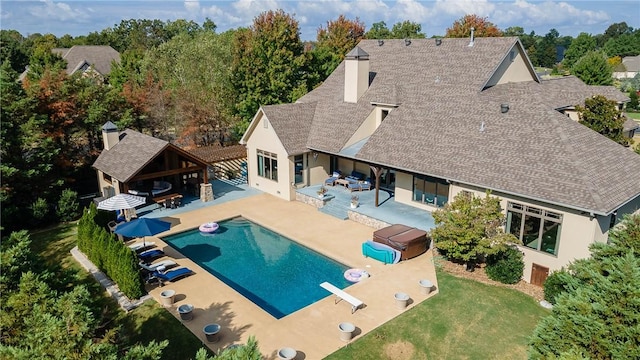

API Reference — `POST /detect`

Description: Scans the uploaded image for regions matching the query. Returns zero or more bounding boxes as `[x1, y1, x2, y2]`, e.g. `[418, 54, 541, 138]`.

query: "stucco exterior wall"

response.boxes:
[244, 113, 291, 200]
[486, 45, 534, 87]
[344, 108, 377, 148]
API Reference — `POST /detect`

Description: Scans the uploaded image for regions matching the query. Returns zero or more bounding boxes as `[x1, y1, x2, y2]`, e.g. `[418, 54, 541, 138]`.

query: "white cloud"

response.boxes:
[393, 0, 433, 23]
[493, 0, 610, 28]
[28, 0, 90, 22]
[184, 0, 201, 13]
[432, 0, 495, 17]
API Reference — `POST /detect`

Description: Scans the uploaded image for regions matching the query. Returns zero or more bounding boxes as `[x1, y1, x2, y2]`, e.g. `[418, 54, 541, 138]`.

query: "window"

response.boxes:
[257, 150, 278, 181]
[103, 173, 112, 184]
[294, 155, 304, 184]
[506, 202, 562, 256]
[412, 175, 449, 207]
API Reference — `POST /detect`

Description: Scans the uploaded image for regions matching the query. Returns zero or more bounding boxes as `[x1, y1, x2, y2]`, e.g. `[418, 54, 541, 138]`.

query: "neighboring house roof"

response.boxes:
[19, 45, 120, 81]
[257, 37, 640, 215]
[53, 45, 120, 76]
[93, 130, 169, 182]
[188, 144, 247, 163]
[622, 55, 640, 72]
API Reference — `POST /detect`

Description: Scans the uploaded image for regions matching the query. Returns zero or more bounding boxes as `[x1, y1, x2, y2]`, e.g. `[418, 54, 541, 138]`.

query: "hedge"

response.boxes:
[77, 203, 144, 299]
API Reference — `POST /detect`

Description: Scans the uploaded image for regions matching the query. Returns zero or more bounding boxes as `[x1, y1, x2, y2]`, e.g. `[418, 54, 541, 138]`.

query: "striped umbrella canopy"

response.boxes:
[97, 193, 146, 211]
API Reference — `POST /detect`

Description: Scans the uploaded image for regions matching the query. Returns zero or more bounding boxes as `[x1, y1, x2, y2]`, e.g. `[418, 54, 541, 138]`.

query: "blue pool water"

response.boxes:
[162, 217, 352, 319]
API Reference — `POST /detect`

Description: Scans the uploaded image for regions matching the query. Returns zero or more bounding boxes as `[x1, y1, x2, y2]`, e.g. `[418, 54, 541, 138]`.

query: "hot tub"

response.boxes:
[373, 224, 428, 260]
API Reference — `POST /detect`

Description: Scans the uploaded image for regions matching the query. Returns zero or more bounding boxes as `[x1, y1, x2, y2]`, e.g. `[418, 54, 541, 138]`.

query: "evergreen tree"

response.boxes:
[571, 50, 613, 85]
[365, 21, 392, 39]
[390, 21, 426, 39]
[529, 214, 640, 359]
[562, 32, 596, 68]
[628, 90, 639, 111]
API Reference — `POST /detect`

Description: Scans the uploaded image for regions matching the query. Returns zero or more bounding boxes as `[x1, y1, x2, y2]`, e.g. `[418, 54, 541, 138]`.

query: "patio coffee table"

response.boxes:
[335, 178, 351, 187]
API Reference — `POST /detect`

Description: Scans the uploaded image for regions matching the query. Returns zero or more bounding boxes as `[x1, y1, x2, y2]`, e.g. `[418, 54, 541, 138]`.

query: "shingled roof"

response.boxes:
[93, 130, 168, 182]
[52, 45, 120, 76]
[258, 37, 640, 215]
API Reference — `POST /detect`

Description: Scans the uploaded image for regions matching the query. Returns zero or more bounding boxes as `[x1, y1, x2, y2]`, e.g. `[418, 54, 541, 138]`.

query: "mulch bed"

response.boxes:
[435, 252, 545, 301]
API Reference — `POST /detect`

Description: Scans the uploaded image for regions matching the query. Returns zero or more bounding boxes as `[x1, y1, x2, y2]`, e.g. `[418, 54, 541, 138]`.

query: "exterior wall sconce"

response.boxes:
[312, 152, 318, 161]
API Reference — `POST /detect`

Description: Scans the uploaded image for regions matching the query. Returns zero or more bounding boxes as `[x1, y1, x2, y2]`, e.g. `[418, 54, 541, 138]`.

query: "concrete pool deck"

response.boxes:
[138, 193, 438, 359]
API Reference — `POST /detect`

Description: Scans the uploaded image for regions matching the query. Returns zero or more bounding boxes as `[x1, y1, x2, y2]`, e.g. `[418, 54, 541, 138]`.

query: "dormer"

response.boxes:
[483, 40, 539, 89]
[344, 47, 370, 103]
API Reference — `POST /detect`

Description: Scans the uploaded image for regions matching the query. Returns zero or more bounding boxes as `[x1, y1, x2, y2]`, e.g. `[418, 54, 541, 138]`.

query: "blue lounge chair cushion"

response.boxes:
[138, 249, 164, 261]
[153, 267, 193, 283]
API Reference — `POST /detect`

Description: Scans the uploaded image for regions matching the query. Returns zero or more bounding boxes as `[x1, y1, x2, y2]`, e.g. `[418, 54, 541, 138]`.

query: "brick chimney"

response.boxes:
[344, 46, 370, 103]
[101, 121, 119, 150]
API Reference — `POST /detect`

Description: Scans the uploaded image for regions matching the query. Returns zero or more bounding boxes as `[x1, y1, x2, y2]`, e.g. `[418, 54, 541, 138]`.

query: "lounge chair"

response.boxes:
[139, 259, 177, 272]
[149, 267, 194, 286]
[324, 171, 342, 186]
[128, 242, 156, 252]
[138, 249, 165, 262]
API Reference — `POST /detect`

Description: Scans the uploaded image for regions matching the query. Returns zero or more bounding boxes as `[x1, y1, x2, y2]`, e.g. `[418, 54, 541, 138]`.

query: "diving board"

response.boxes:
[320, 282, 364, 314]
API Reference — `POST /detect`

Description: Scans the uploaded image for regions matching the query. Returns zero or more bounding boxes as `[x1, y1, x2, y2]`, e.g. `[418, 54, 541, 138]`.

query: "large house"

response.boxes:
[240, 37, 640, 285]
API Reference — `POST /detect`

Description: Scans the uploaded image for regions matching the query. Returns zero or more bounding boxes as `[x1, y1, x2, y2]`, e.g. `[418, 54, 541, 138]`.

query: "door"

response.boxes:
[530, 263, 549, 286]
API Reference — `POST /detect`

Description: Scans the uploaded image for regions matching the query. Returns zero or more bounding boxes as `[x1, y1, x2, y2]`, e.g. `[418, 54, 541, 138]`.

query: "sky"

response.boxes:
[1, 0, 639, 41]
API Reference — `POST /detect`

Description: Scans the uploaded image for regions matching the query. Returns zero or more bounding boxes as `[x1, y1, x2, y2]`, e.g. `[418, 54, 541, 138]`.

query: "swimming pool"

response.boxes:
[162, 217, 352, 319]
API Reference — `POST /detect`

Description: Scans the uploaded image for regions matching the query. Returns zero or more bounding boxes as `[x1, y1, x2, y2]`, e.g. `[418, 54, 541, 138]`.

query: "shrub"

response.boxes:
[56, 189, 80, 222]
[485, 246, 524, 284]
[543, 268, 576, 304]
[30, 197, 49, 220]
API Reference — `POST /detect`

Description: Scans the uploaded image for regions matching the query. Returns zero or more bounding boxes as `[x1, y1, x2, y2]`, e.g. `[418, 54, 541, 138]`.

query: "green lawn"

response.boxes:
[30, 224, 549, 360]
[326, 271, 550, 360]
[626, 111, 640, 120]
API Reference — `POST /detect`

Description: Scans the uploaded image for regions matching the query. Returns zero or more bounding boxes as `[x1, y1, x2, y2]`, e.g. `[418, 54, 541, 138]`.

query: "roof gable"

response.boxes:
[93, 130, 168, 182]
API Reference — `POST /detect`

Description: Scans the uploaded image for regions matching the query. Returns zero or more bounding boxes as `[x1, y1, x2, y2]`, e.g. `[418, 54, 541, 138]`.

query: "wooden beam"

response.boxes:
[370, 166, 384, 207]
[129, 165, 204, 182]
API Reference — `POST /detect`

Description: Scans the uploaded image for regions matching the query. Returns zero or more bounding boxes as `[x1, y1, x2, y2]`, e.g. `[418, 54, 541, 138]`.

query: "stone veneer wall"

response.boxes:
[296, 192, 390, 229]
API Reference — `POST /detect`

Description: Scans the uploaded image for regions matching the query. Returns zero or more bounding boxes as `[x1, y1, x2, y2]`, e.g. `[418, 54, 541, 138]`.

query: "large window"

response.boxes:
[257, 150, 277, 181]
[412, 175, 449, 207]
[294, 155, 304, 184]
[506, 202, 562, 256]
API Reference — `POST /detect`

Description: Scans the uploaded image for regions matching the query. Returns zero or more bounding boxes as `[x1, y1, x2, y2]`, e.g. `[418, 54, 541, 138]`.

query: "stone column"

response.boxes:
[200, 183, 213, 202]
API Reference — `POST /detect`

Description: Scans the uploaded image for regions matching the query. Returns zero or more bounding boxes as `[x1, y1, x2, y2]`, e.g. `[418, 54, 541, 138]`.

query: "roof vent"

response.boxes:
[378, 39, 384, 46]
[468, 27, 475, 47]
[501, 103, 510, 113]
[479, 121, 486, 132]
[405, 38, 411, 46]
[435, 38, 442, 46]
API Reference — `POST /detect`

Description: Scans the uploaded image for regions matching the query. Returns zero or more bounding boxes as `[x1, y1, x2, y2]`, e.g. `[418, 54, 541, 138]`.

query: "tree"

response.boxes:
[230, 10, 308, 126]
[391, 21, 426, 39]
[536, 28, 559, 68]
[603, 32, 640, 57]
[431, 191, 518, 270]
[571, 50, 613, 86]
[311, 15, 365, 83]
[445, 14, 502, 38]
[576, 95, 628, 146]
[529, 214, 640, 359]
[600, 21, 634, 46]
[628, 90, 639, 111]
[365, 21, 391, 39]
[562, 32, 596, 68]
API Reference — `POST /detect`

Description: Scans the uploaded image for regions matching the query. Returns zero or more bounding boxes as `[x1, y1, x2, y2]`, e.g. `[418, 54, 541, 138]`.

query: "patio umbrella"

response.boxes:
[97, 193, 146, 211]
[114, 217, 171, 246]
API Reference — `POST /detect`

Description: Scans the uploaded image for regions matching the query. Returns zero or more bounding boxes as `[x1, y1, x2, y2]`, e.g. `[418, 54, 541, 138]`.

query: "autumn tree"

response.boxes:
[310, 15, 365, 83]
[445, 14, 502, 38]
[431, 191, 518, 271]
[144, 30, 236, 146]
[571, 50, 613, 86]
[576, 95, 628, 146]
[562, 32, 596, 68]
[231, 10, 308, 129]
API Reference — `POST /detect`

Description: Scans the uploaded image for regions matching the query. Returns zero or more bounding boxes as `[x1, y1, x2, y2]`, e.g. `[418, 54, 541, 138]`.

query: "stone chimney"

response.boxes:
[101, 121, 119, 150]
[344, 46, 370, 103]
